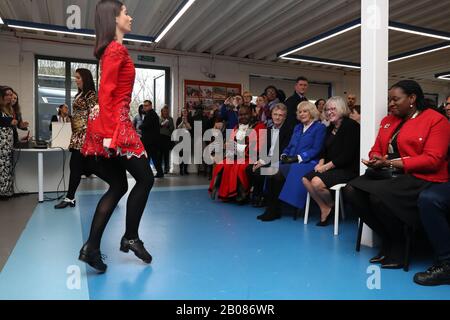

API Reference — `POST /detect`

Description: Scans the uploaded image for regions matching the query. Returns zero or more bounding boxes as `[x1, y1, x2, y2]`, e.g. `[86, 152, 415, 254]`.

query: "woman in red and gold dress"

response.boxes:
[209, 105, 266, 203]
[79, 0, 154, 273]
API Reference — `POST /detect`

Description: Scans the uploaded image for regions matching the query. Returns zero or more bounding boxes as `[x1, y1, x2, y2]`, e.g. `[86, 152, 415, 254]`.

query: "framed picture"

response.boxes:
[184, 80, 241, 112]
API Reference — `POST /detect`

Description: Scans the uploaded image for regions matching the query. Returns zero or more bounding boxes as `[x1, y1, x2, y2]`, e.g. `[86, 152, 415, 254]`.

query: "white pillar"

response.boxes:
[360, 0, 389, 247]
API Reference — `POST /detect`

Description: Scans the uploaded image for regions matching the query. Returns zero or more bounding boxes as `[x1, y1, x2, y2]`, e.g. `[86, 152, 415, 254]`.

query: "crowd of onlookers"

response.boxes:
[2, 76, 450, 286]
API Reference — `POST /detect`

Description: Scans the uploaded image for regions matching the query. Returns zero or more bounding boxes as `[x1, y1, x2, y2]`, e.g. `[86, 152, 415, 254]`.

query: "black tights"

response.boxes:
[344, 185, 405, 258]
[86, 156, 154, 249]
[67, 150, 87, 200]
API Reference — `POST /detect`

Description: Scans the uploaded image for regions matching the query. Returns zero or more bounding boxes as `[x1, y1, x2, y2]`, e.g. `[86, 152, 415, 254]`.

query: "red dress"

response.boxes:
[209, 122, 266, 200]
[82, 41, 146, 159]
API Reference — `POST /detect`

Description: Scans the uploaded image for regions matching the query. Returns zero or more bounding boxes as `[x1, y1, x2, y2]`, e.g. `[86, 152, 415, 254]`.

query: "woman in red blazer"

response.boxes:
[79, 0, 154, 273]
[345, 80, 450, 270]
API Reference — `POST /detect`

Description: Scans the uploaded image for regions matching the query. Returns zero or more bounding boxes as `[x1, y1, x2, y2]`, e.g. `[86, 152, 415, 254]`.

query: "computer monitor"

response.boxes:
[51, 122, 72, 149]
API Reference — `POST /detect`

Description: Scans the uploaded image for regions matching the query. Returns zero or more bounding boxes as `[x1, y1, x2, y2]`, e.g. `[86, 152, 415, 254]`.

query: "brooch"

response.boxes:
[384, 124, 391, 129]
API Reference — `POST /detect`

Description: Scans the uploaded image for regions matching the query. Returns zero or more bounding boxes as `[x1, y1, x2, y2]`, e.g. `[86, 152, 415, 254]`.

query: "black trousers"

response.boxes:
[418, 182, 450, 262]
[245, 165, 266, 198]
[159, 135, 171, 173]
[144, 142, 163, 176]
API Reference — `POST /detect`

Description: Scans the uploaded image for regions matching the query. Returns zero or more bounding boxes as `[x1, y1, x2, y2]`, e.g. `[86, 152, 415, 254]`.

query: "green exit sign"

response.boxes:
[138, 55, 156, 63]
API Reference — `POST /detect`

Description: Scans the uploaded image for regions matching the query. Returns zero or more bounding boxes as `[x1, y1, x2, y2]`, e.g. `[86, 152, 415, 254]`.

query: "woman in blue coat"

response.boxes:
[259, 101, 326, 221]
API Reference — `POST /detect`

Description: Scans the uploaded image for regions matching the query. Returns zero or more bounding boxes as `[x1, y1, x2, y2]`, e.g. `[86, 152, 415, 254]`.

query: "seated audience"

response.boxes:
[209, 106, 266, 203]
[302, 96, 360, 226]
[245, 103, 294, 209]
[257, 101, 326, 221]
[315, 98, 329, 127]
[344, 80, 450, 269]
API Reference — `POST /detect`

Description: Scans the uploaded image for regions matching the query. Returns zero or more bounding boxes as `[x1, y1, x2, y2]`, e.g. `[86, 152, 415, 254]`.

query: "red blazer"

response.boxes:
[369, 109, 450, 182]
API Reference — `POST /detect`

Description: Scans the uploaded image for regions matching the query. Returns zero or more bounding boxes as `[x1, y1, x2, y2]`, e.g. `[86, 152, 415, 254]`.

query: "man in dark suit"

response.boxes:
[140, 100, 164, 178]
[284, 76, 309, 128]
[246, 103, 293, 207]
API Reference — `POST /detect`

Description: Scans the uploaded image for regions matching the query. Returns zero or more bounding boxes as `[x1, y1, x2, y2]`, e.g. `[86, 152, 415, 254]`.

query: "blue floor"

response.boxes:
[1, 185, 449, 300]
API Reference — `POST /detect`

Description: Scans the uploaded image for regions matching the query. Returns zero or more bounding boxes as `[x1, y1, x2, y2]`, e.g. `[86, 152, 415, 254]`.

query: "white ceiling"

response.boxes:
[0, 0, 449, 82]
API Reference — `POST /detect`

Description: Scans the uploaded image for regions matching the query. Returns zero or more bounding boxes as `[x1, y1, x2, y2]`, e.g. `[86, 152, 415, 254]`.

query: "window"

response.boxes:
[35, 56, 171, 141]
[35, 56, 98, 140]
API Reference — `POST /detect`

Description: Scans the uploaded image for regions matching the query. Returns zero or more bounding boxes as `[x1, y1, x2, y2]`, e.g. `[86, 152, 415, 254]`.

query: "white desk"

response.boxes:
[13, 148, 70, 203]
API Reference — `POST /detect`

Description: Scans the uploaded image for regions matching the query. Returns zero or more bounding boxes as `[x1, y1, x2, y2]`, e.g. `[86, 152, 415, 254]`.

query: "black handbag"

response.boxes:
[364, 167, 400, 180]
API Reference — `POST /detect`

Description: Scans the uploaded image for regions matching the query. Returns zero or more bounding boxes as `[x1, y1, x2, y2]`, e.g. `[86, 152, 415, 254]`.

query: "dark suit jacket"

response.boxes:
[284, 91, 308, 127]
[140, 109, 161, 147]
[263, 122, 294, 163]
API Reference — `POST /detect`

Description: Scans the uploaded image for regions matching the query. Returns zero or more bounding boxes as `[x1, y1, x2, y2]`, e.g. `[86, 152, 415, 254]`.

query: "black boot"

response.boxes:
[414, 261, 450, 286]
[120, 237, 152, 264]
[79, 244, 107, 273]
[54, 198, 76, 209]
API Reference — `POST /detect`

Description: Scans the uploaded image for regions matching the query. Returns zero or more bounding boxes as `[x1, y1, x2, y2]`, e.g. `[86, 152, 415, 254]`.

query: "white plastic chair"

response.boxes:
[304, 183, 347, 235]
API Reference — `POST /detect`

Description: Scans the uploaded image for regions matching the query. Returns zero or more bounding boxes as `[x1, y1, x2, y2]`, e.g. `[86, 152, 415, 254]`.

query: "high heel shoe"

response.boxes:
[120, 237, 152, 264]
[54, 198, 76, 209]
[316, 208, 334, 227]
[78, 244, 107, 273]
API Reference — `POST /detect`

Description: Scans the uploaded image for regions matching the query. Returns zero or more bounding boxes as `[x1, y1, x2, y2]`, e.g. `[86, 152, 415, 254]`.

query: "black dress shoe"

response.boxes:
[381, 257, 404, 269]
[369, 254, 386, 264]
[78, 245, 107, 273]
[414, 261, 450, 286]
[120, 237, 152, 264]
[54, 198, 76, 209]
[316, 210, 334, 226]
[259, 211, 281, 222]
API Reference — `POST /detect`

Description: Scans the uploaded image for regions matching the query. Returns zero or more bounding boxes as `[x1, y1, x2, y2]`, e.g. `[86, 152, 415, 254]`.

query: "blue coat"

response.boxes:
[278, 121, 326, 209]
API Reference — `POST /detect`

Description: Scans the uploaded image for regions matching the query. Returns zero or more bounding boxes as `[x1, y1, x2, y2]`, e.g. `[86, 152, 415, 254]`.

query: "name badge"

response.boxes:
[384, 124, 391, 129]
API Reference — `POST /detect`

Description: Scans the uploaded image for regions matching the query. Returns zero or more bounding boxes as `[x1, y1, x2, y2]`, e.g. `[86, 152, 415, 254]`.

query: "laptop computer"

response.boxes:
[51, 122, 72, 149]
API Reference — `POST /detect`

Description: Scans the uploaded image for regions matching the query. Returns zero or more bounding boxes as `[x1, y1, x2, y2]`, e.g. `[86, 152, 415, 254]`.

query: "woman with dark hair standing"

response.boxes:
[0, 86, 16, 200]
[11, 91, 30, 146]
[80, 0, 154, 273]
[345, 80, 450, 269]
[54, 69, 97, 209]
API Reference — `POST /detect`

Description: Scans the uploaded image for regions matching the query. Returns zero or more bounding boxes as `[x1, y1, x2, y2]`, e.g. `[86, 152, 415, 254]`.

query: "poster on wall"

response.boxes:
[184, 80, 242, 112]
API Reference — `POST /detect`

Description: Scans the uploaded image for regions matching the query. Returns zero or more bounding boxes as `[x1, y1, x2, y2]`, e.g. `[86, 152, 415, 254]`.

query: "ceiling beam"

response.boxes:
[179, 0, 245, 52]
[195, 0, 277, 54]
[163, 0, 219, 49]
[247, 1, 360, 60]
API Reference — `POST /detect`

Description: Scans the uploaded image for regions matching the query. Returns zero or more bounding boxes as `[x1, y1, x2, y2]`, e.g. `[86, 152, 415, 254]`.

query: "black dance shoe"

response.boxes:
[258, 210, 281, 222]
[54, 198, 76, 209]
[414, 261, 450, 286]
[78, 244, 107, 273]
[120, 237, 152, 264]
[316, 210, 334, 227]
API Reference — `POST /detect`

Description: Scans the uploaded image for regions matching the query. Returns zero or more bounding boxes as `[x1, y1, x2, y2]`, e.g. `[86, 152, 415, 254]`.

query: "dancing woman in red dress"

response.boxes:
[79, 0, 154, 273]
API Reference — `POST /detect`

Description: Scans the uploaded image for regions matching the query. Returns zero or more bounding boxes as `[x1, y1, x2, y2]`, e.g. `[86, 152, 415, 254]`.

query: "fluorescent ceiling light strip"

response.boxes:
[7, 24, 95, 37]
[389, 44, 450, 63]
[389, 26, 450, 41]
[0, 16, 4, 25]
[279, 23, 361, 58]
[123, 37, 153, 44]
[281, 56, 361, 69]
[8, 23, 153, 44]
[438, 75, 450, 80]
[155, 0, 196, 42]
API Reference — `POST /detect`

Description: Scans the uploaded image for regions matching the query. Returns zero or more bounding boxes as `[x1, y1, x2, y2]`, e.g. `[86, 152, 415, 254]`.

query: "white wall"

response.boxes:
[1, 34, 449, 137]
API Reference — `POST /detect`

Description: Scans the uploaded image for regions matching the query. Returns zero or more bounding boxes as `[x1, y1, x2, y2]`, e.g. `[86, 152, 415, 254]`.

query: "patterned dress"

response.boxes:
[0, 112, 14, 197]
[69, 90, 97, 151]
[82, 41, 146, 159]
